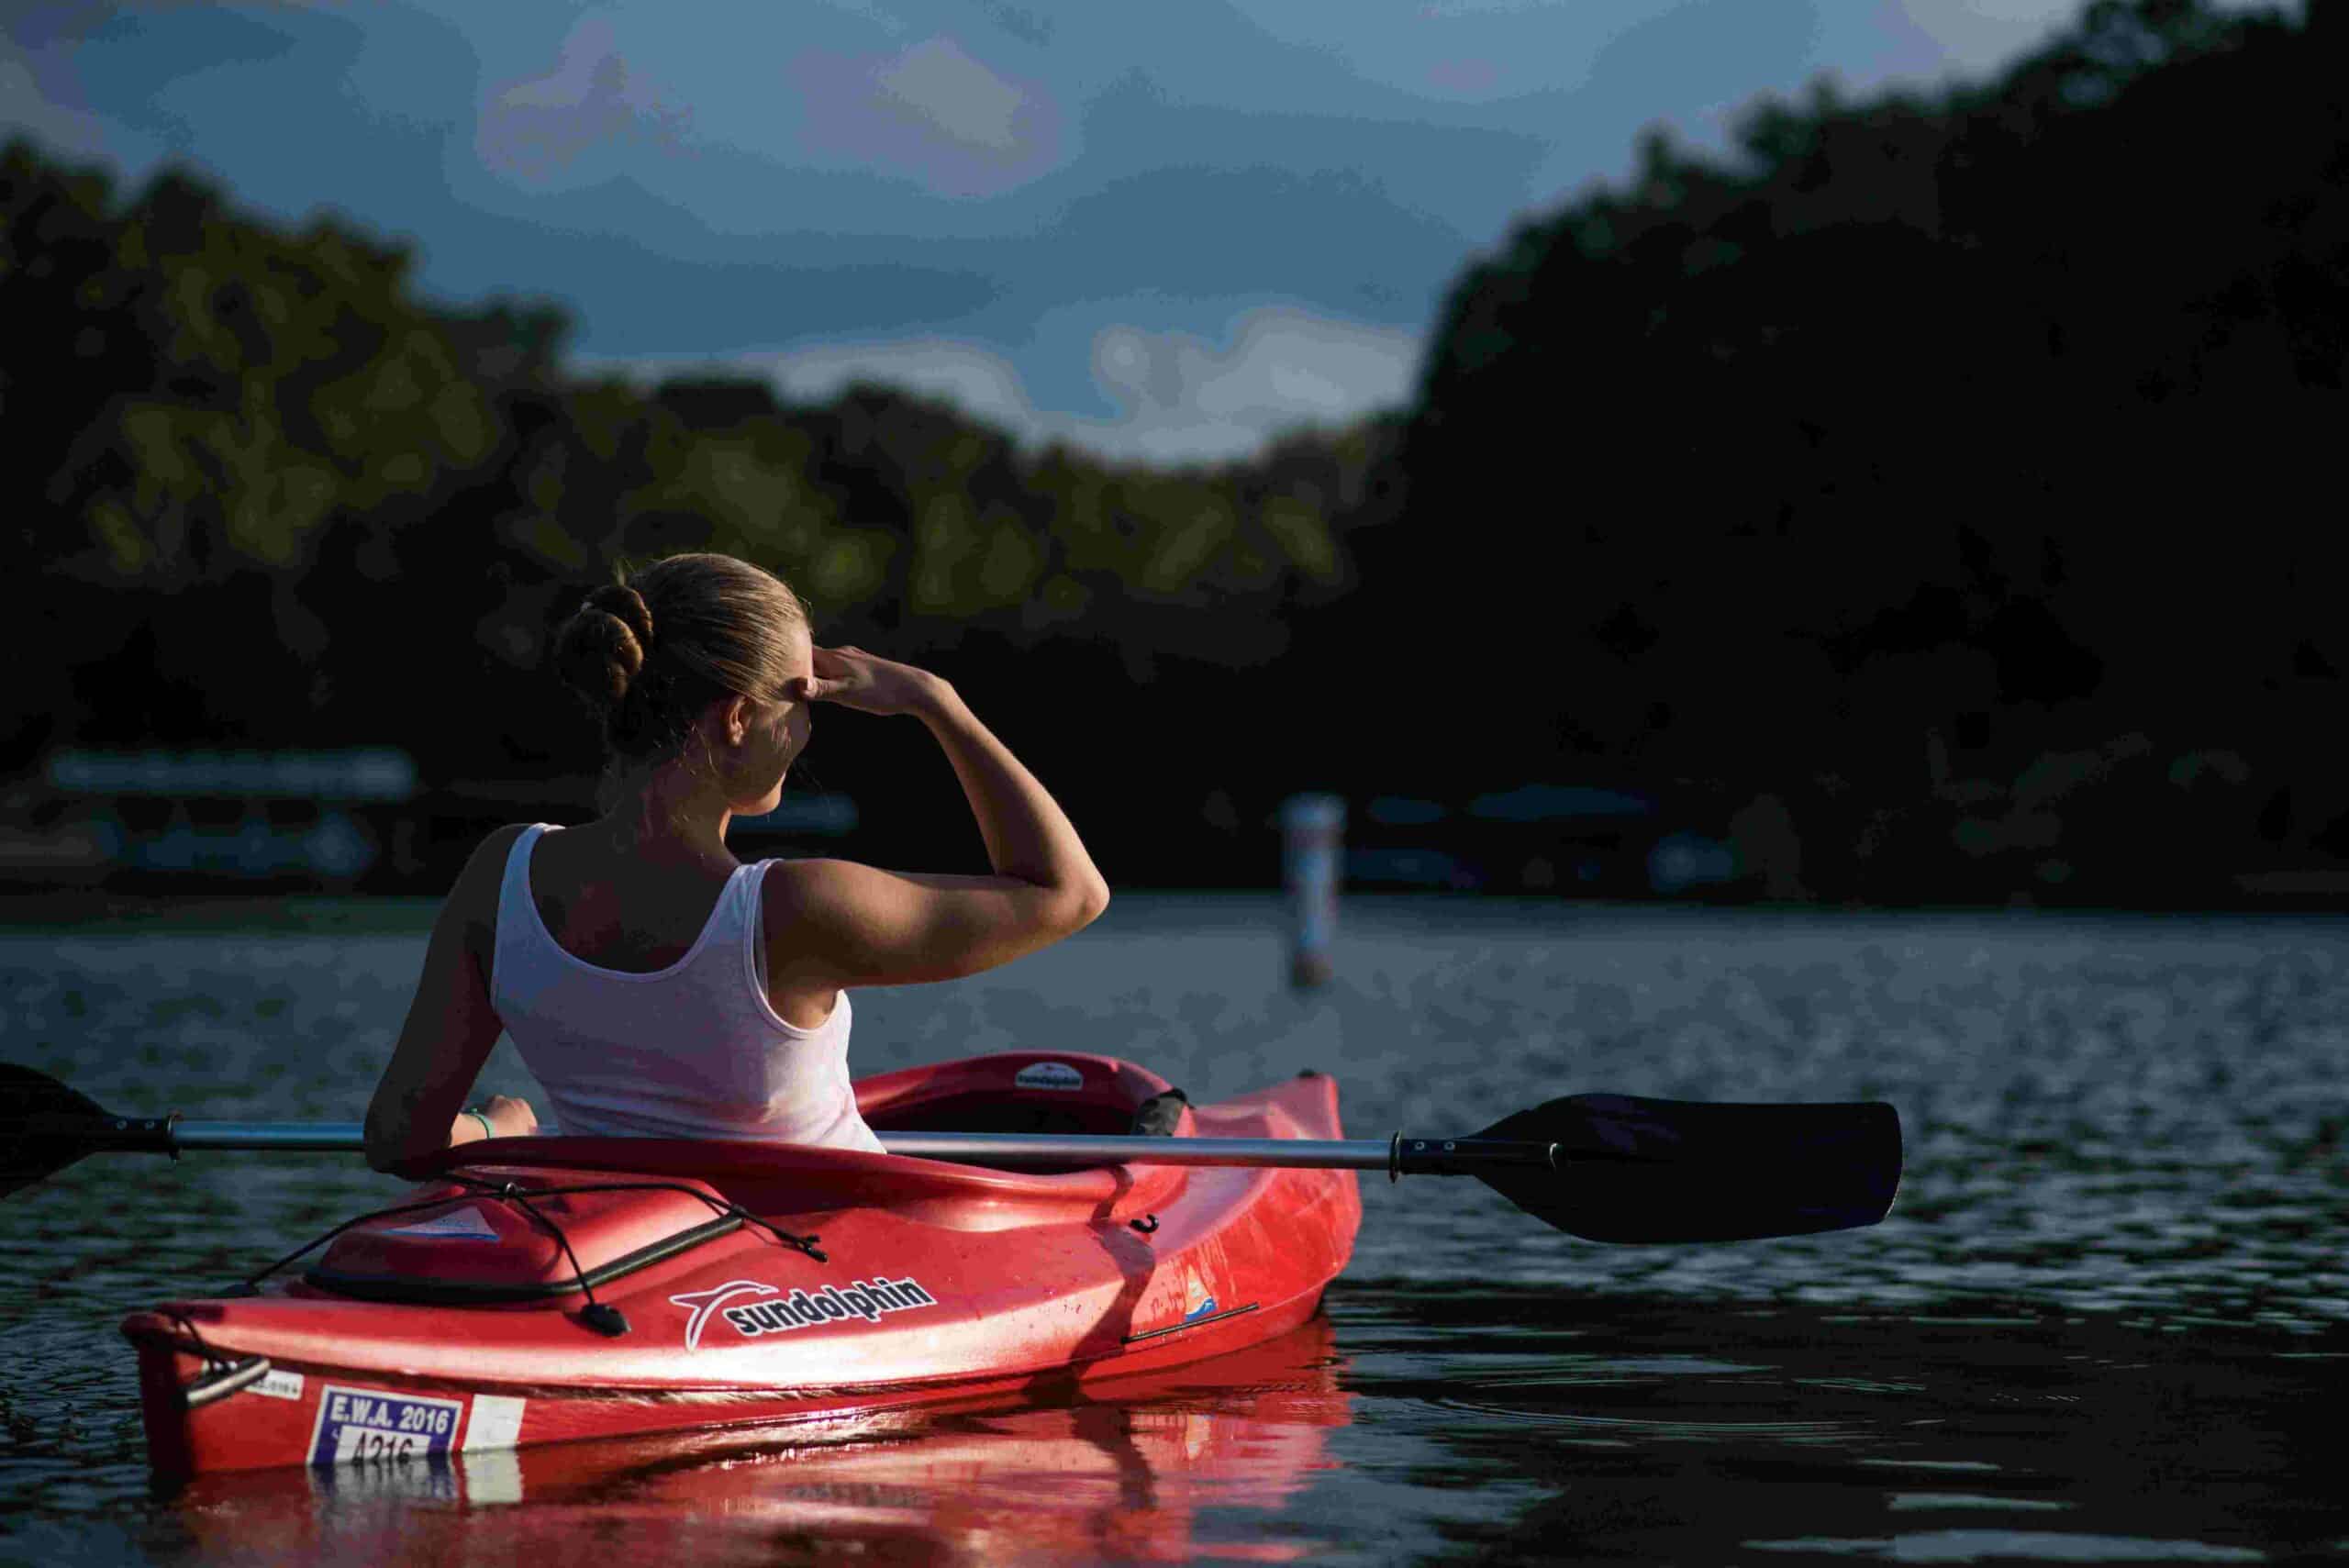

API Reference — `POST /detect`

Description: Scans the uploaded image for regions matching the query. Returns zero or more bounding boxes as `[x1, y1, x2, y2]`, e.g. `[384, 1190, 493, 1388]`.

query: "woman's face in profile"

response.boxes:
[729, 628, 815, 814]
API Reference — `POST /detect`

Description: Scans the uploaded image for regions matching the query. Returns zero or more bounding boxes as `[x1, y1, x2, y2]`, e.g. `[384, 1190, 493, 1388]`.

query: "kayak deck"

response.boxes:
[121, 1052, 1362, 1475]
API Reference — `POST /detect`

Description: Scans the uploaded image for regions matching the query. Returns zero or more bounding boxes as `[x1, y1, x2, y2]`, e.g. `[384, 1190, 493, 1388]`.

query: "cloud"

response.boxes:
[0, 43, 117, 161]
[1416, 0, 1578, 13]
[1886, 0, 2090, 74]
[968, 0, 1054, 47]
[785, 34, 1063, 197]
[878, 37, 1026, 152]
[579, 336, 1044, 446]
[1424, 57, 1504, 95]
[772, 338, 1043, 436]
[813, 0, 909, 37]
[475, 16, 688, 188]
[1075, 307, 1420, 462]
[577, 305, 1421, 464]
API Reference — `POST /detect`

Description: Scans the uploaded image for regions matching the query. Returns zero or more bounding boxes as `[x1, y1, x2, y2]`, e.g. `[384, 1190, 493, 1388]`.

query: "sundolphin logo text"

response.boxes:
[722, 1278, 938, 1339]
[668, 1280, 781, 1351]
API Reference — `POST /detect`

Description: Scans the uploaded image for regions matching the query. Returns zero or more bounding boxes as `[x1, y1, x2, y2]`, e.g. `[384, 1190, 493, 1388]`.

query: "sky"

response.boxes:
[3, 0, 2162, 464]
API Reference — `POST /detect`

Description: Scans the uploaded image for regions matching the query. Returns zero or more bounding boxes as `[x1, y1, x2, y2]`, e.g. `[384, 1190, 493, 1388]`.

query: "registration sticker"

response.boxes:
[253, 1367, 306, 1401]
[308, 1385, 462, 1467]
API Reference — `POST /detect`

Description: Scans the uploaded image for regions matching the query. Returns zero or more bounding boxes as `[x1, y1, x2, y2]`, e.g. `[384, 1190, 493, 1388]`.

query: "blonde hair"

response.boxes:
[552, 553, 811, 762]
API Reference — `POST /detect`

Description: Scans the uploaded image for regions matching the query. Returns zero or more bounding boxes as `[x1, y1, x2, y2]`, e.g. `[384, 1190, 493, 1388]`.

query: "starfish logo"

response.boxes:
[668, 1279, 779, 1351]
[1184, 1268, 1216, 1320]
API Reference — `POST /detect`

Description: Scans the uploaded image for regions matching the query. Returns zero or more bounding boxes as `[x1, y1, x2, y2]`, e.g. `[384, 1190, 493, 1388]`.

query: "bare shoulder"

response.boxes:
[756, 856, 918, 977]
[758, 855, 1101, 991]
[758, 856, 954, 923]
[757, 855, 863, 931]
[754, 859, 861, 1018]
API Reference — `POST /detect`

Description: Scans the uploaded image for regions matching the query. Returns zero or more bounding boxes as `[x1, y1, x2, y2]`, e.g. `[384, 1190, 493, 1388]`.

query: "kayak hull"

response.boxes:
[122, 1053, 1361, 1475]
[161, 1316, 1353, 1563]
[129, 1280, 1336, 1477]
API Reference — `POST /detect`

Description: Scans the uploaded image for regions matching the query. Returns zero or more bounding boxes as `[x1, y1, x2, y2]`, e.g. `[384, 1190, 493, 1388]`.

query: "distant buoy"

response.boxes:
[1280, 794, 1344, 989]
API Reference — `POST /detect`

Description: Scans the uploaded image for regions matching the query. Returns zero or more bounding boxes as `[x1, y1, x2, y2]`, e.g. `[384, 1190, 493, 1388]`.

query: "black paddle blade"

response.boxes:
[0, 1063, 113, 1197]
[1474, 1094, 1903, 1244]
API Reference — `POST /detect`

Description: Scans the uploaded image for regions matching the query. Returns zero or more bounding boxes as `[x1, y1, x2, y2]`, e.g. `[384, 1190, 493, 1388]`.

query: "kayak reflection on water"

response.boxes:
[163, 1315, 1351, 1565]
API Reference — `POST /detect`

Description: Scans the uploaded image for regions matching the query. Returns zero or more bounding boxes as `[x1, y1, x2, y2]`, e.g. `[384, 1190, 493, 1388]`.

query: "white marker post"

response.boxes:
[1280, 794, 1345, 989]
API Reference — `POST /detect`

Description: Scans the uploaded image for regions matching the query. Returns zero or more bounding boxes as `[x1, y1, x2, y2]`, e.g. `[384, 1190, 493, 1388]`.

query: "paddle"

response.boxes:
[0, 1063, 1899, 1244]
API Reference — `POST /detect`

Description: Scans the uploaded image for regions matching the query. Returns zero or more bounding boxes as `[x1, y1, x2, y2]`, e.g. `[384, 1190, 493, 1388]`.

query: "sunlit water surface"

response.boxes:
[3, 895, 2344, 1565]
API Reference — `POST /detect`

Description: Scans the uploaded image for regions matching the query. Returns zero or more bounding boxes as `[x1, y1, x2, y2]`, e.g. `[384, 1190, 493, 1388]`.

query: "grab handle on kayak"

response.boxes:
[182, 1354, 272, 1410]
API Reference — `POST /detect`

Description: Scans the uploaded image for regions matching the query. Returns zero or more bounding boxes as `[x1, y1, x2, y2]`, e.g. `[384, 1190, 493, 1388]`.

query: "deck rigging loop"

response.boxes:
[485, 1179, 630, 1337]
[446, 1173, 827, 1264]
[218, 1173, 829, 1333]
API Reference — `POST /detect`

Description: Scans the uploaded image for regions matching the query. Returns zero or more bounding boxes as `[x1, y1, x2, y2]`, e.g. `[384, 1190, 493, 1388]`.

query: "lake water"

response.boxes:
[2, 895, 2344, 1565]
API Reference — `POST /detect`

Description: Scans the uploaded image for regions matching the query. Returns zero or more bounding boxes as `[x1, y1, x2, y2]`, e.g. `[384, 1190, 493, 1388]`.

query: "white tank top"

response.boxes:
[488, 824, 884, 1152]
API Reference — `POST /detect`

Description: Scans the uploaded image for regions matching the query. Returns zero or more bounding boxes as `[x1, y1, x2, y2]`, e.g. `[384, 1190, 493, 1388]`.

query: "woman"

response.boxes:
[362, 551, 1110, 1172]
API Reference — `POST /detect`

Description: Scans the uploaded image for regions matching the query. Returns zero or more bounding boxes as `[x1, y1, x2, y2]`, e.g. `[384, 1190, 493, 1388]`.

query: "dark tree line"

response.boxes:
[1, 140, 1403, 888]
[1377, 0, 2347, 903]
[6, 0, 2344, 904]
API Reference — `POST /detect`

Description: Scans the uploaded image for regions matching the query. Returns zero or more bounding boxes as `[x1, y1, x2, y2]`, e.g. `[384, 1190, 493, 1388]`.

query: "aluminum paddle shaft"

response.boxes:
[156, 1121, 1551, 1176]
[170, 1121, 369, 1152]
[885, 1131, 1552, 1174]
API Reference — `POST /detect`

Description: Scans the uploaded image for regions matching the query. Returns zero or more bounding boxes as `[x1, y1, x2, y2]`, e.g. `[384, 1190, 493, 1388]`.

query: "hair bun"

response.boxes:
[585, 584, 655, 653]
[555, 582, 656, 715]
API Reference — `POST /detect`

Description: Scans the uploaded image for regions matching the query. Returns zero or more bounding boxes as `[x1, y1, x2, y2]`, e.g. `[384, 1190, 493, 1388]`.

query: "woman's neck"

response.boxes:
[595, 762, 737, 866]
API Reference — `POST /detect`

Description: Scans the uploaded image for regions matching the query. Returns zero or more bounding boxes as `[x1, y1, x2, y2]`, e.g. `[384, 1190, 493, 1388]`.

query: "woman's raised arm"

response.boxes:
[766, 649, 1108, 991]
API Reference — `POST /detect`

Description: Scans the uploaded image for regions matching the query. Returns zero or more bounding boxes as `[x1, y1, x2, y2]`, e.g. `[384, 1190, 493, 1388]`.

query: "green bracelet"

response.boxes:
[466, 1109, 496, 1141]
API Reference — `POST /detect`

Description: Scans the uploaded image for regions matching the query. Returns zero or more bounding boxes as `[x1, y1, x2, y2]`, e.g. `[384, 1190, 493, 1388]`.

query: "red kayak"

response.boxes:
[120, 1051, 1362, 1475]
